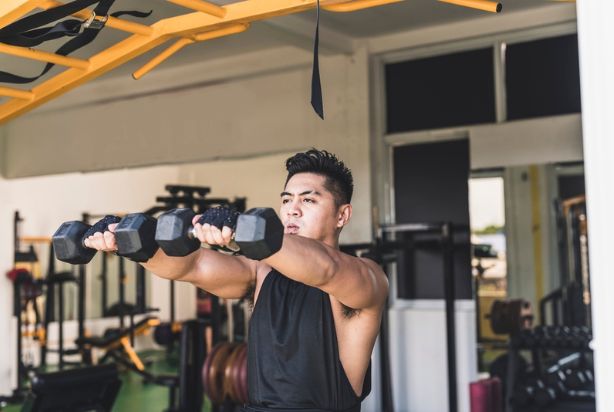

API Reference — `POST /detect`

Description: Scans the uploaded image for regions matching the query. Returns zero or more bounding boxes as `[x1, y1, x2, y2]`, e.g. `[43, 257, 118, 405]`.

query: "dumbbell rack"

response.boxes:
[505, 326, 594, 412]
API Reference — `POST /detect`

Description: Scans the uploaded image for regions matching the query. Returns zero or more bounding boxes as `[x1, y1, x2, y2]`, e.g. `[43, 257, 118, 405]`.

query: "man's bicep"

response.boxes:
[184, 249, 258, 299]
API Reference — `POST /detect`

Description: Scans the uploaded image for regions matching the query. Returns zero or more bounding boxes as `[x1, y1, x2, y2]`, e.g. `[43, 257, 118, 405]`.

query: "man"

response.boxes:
[85, 149, 389, 412]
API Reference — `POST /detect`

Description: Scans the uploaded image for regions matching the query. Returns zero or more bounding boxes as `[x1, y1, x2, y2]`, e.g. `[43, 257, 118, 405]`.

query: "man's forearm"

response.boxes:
[141, 248, 200, 281]
[141, 246, 257, 299]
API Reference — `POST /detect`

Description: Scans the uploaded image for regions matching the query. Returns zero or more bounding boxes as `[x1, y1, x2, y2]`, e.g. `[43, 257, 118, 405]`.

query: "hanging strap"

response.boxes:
[310, 0, 324, 119]
[0, 0, 151, 84]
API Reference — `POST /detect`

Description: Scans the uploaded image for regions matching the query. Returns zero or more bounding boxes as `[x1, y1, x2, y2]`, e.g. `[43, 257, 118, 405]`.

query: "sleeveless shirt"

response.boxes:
[245, 269, 371, 412]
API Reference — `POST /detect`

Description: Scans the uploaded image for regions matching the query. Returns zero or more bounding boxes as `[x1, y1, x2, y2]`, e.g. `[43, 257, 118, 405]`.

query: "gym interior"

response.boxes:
[0, 0, 612, 411]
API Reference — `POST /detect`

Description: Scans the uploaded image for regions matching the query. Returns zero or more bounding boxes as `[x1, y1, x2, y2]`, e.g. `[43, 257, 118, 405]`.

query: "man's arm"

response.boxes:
[87, 224, 257, 299]
[143, 247, 257, 299]
[264, 235, 388, 310]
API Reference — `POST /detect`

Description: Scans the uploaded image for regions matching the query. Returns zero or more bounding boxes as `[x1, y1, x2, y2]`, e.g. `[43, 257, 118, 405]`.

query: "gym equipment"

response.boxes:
[489, 299, 533, 336]
[53, 214, 159, 264]
[469, 377, 502, 412]
[52, 216, 121, 264]
[20, 364, 122, 412]
[77, 316, 160, 372]
[44, 271, 82, 369]
[553, 196, 592, 328]
[202, 342, 248, 405]
[511, 326, 592, 350]
[155, 207, 284, 260]
[154, 321, 182, 346]
[113, 213, 159, 262]
[0, 0, 431, 125]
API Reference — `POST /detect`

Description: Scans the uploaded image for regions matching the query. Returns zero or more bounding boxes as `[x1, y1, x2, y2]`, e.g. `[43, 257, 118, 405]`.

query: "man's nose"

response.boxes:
[287, 200, 301, 216]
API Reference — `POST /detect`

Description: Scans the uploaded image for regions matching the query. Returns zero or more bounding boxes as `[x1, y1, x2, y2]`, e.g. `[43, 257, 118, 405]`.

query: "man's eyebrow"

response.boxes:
[280, 190, 322, 197]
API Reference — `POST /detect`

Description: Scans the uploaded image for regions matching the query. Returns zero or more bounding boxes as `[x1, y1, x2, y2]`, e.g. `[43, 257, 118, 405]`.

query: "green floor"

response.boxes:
[3, 350, 211, 412]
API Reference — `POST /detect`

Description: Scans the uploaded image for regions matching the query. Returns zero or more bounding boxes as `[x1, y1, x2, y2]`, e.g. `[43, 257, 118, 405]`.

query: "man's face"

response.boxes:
[280, 173, 343, 243]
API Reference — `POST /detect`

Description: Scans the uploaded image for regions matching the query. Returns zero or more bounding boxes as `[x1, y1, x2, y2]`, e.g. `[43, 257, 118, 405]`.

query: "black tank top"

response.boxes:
[246, 270, 371, 412]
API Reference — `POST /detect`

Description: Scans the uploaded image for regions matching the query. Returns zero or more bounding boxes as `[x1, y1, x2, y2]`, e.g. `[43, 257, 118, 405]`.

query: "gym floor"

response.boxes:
[3, 349, 209, 412]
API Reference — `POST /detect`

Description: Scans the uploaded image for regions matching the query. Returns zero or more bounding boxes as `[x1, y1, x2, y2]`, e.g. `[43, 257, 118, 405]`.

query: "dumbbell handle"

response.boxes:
[187, 225, 241, 253]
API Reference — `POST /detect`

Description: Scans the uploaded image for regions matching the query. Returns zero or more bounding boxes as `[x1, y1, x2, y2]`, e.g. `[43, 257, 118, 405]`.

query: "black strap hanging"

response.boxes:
[0, 0, 151, 84]
[310, 0, 324, 119]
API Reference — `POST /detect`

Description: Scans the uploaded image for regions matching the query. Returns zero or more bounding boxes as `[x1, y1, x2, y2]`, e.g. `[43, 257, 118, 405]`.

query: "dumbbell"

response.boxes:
[564, 368, 589, 390]
[517, 329, 536, 348]
[511, 385, 534, 407]
[543, 369, 568, 394]
[533, 379, 557, 407]
[154, 321, 182, 346]
[53, 213, 158, 264]
[155, 207, 284, 260]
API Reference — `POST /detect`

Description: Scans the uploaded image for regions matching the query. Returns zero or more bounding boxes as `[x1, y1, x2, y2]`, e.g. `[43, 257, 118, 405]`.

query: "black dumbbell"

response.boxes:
[113, 213, 159, 262]
[153, 321, 182, 346]
[53, 215, 121, 264]
[533, 379, 557, 407]
[564, 368, 588, 390]
[155, 207, 284, 260]
[518, 329, 536, 348]
[544, 369, 568, 394]
[53, 214, 158, 264]
[511, 385, 534, 407]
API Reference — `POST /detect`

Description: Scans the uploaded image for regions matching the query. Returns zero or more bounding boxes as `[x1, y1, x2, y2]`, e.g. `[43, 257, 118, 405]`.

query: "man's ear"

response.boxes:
[337, 204, 352, 228]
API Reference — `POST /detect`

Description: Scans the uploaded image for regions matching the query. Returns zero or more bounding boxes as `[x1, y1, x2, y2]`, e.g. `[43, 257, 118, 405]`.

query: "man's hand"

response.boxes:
[191, 207, 239, 249]
[83, 222, 119, 252]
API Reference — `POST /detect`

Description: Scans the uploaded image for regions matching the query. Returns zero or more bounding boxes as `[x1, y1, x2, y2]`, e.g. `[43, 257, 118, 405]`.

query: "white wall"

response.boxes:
[576, 1, 614, 411]
[0, 178, 16, 395]
[389, 301, 477, 412]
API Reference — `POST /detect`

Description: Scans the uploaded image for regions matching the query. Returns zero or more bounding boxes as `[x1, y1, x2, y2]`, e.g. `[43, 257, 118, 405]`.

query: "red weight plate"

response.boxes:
[202, 342, 223, 397]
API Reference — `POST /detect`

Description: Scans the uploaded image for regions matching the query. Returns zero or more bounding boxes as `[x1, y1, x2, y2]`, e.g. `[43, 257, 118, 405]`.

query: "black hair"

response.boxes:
[285, 149, 354, 206]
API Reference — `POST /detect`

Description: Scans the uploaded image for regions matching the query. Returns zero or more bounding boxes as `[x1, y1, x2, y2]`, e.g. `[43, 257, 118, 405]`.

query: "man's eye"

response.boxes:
[282, 199, 290, 204]
[303, 198, 314, 203]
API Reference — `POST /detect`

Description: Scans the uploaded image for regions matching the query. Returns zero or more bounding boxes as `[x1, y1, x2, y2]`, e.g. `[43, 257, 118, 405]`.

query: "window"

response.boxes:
[506, 34, 581, 120]
[385, 48, 496, 133]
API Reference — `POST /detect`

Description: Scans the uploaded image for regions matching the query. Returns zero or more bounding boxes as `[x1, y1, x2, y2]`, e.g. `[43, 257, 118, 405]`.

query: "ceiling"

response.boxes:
[0, 0, 574, 87]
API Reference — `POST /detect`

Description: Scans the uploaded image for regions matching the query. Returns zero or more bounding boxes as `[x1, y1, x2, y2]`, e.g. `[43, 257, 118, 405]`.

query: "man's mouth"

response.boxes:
[285, 223, 300, 234]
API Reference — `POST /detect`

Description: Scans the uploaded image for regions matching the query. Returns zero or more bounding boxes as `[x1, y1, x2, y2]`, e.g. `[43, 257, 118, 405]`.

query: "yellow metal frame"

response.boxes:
[0, 0, 500, 124]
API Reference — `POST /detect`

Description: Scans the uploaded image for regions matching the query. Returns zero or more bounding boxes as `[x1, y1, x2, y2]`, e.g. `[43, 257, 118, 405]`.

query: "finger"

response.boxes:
[221, 226, 233, 244]
[103, 230, 118, 251]
[202, 224, 218, 245]
[108, 223, 119, 233]
[192, 214, 203, 226]
[193, 223, 205, 243]
[87, 232, 104, 250]
[211, 226, 225, 245]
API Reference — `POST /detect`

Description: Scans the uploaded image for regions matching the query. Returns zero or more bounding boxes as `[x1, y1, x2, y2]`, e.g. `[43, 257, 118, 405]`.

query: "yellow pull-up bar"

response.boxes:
[167, 0, 227, 18]
[438, 0, 502, 13]
[0, 42, 90, 69]
[0, 86, 34, 100]
[0, 0, 502, 125]
[133, 24, 249, 80]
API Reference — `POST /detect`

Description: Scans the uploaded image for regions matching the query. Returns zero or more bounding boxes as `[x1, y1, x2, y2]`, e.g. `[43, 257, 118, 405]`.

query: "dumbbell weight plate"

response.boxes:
[231, 344, 247, 403]
[208, 343, 238, 405]
[153, 323, 172, 346]
[240, 345, 248, 403]
[203, 343, 224, 401]
[223, 344, 243, 402]
[53, 221, 97, 265]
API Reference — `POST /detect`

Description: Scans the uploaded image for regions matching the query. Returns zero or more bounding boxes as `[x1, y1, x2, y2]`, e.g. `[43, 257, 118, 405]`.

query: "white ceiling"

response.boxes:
[0, 0, 574, 86]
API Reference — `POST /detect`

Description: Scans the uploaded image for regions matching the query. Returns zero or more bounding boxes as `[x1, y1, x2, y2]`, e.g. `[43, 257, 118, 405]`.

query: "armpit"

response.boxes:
[341, 303, 360, 319]
[243, 282, 256, 310]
